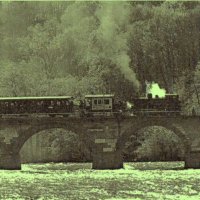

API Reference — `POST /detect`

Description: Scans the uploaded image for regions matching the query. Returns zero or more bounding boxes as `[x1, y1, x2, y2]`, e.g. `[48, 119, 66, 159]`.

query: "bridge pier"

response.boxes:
[0, 153, 21, 170]
[92, 150, 123, 169]
[92, 137, 123, 169]
[185, 151, 200, 169]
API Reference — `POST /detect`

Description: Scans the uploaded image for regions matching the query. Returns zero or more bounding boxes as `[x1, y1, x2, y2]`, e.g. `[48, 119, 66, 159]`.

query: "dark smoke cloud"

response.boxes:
[96, 2, 140, 90]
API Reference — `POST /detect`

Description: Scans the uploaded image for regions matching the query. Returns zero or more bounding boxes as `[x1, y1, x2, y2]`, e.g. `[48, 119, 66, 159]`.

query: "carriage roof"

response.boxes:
[0, 96, 73, 101]
[85, 94, 114, 98]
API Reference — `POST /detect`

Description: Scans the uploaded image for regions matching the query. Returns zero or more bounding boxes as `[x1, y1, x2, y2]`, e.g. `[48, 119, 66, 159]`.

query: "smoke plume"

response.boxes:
[96, 2, 140, 90]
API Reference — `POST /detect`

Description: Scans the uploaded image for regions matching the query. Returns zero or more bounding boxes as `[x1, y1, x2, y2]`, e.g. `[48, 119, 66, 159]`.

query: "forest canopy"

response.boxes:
[0, 1, 200, 105]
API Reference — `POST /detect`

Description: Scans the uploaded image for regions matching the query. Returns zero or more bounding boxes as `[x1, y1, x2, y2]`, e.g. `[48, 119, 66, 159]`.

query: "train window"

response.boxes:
[94, 100, 97, 105]
[104, 99, 110, 104]
[98, 99, 102, 104]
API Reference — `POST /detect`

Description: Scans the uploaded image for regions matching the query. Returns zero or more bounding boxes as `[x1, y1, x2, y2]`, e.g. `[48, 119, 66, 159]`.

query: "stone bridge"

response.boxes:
[0, 115, 200, 170]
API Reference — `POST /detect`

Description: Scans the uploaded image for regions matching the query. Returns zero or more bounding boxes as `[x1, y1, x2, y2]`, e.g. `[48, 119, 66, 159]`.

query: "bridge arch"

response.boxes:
[16, 121, 86, 154]
[117, 119, 191, 156]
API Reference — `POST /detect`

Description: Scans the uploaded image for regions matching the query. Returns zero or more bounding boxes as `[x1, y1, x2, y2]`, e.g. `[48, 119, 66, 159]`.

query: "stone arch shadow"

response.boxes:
[16, 121, 88, 159]
[117, 120, 191, 161]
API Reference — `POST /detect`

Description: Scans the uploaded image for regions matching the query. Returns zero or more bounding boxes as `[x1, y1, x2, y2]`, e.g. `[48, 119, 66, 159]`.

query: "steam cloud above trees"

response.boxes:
[97, 2, 140, 90]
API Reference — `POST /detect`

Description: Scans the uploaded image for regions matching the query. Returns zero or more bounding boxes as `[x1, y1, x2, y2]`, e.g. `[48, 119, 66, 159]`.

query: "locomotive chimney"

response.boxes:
[147, 93, 152, 99]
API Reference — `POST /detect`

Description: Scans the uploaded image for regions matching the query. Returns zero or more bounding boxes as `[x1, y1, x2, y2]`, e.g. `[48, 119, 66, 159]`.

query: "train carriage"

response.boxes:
[0, 96, 74, 116]
[84, 94, 114, 116]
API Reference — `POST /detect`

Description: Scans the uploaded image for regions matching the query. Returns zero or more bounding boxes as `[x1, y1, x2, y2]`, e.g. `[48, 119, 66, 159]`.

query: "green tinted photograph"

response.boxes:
[0, 1, 200, 199]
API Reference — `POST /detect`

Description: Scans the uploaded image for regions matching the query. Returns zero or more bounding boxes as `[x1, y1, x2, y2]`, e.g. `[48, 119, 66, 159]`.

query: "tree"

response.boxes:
[124, 126, 185, 162]
[128, 2, 200, 93]
[193, 61, 200, 105]
[44, 129, 92, 162]
[174, 61, 200, 115]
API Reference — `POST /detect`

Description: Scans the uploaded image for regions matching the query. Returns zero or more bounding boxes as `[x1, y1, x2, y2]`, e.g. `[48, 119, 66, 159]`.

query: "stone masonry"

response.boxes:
[0, 115, 200, 169]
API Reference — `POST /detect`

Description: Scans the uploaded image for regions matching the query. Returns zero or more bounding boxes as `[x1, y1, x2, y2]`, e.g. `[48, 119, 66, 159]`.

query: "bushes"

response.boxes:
[124, 126, 185, 162]
[21, 129, 92, 163]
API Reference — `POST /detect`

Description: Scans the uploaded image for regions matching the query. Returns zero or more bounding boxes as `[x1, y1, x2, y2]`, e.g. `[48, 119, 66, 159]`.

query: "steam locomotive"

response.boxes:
[0, 93, 181, 117]
[131, 93, 181, 116]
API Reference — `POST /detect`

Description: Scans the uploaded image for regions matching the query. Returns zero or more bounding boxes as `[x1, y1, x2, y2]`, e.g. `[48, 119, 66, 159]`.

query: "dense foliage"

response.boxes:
[0, 1, 200, 101]
[124, 126, 185, 162]
[20, 129, 92, 163]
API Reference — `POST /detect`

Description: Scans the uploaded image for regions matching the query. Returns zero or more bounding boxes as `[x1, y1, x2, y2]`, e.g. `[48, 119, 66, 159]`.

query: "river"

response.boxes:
[0, 162, 199, 200]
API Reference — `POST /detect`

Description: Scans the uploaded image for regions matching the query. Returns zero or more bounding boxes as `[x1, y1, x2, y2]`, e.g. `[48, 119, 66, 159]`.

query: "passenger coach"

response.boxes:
[0, 96, 74, 115]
